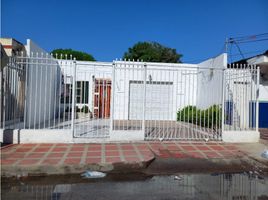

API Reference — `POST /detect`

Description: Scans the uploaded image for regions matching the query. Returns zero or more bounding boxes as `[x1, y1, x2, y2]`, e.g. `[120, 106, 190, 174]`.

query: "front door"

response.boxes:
[93, 79, 111, 118]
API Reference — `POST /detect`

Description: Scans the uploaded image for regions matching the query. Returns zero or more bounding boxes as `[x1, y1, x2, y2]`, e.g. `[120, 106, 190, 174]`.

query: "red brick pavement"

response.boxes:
[0, 142, 243, 167]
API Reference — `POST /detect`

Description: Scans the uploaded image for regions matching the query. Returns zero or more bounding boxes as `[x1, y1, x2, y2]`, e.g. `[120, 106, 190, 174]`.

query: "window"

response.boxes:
[76, 81, 89, 103]
[61, 81, 89, 104]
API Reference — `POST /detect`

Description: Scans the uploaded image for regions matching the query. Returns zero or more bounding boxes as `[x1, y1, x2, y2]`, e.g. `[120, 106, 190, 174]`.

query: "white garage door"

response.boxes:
[129, 81, 173, 120]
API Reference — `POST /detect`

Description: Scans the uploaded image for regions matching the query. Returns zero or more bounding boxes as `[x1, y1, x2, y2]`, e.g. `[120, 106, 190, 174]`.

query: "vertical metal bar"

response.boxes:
[142, 63, 147, 136]
[175, 69, 179, 139]
[187, 70, 191, 139]
[33, 53, 38, 129]
[53, 59, 58, 128]
[122, 63, 125, 131]
[67, 62, 72, 129]
[14, 55, 19, 129]
[256, 66, 260, 132]
[58, 61, 62, 128]
[23, 52, 29, 129]
[242, 64, 246, 130]
[43, 54, 48, 128]
[191, 70, 194, 139]
[110, 62, 115, 133]
[71, 59, 77, 136]
[48, 55, 53, 128]
[38, 53, 43, 129]
[221, 69, 225, 134]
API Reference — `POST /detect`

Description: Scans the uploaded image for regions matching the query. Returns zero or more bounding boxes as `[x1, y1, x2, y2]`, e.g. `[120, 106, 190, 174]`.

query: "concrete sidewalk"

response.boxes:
[1, 141, 268, 177]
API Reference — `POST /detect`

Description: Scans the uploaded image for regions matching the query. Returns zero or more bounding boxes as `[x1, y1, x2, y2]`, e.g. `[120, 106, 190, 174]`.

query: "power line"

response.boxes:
[233, 41, 245, 59]
[226, 33, 268, 62]
[228, 33, 268, 42]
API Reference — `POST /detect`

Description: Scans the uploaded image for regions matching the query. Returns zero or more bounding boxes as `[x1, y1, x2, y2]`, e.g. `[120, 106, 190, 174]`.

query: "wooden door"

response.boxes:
[94, 79, 111, 118]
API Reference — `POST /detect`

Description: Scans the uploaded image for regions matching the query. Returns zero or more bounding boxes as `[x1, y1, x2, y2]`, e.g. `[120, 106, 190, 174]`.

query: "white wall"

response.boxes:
[197, 53, 227, 109]
[59, 61, 199, 121]
[25, 39, 60, 128]
[259, 77, 268, 101]
[113, 62, 198, 121]
[59, 60, 112, 114]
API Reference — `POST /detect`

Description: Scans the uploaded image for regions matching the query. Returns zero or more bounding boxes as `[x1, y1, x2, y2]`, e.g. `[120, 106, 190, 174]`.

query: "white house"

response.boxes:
[0, 39, 261, 143]
[230, 50, 268, 128]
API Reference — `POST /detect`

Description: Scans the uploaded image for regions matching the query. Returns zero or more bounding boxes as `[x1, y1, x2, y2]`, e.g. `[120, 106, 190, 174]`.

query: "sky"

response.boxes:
[1, 0, 268, 63]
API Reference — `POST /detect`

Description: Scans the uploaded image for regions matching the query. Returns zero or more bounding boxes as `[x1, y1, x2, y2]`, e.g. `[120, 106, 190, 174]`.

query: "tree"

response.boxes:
[51, 49, 95, 61]
[123, 42, 182, 63]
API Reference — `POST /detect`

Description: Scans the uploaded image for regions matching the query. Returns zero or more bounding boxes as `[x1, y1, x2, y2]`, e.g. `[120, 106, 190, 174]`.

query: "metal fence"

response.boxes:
[224, 64, 259, 131]
[111, 61, 224, 140]
[0, 53, 260, 141]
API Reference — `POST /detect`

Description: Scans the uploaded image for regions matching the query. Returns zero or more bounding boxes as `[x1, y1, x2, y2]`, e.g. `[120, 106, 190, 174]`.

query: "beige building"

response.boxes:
[0, 38, 26, 128]
[0, 38, 26, 56]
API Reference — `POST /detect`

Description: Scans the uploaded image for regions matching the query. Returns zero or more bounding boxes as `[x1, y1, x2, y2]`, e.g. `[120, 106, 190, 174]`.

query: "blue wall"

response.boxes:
[250, 101, 268, 128]
[226, 101, 268, 128]
[259, 102, 268, 128]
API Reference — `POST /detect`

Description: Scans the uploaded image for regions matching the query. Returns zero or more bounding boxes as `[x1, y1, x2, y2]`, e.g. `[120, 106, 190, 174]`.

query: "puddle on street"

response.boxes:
[1, 172, 268, 200]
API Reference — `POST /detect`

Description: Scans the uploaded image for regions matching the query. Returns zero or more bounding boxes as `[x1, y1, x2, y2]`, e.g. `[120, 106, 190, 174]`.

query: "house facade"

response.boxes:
[0, 39, 261, 143]
[231, 51, 268, 128]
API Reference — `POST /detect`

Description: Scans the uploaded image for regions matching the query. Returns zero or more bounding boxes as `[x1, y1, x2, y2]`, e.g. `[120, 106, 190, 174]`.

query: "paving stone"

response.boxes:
[52, 147, 68, 152]
[87, 151, 102, 157]
[105, 157, 122, 163]
[85, 157, 102, 164]
[187, 151, 205, 158]
[88, 146, 102, 151]
[67, 152, 84, 157]
[105, 151, 120, 157]
[180, 145, 197, 151]
[0, 141, 246, 173]
[124, 156, 140, 162]
[105, 144, 118, 150]
[123, 150, 138, 156]
[1, 159, 18, 165]
[34, 147, 51, 152]
[203, 151, 222, 158]
[209, 145, 225, 151]
[42, 159, 60, 165]
[121, 145, 135, 150]
[19, 159, 39, 165]
[47, 153, 65, 158]
[26, 153, 46, 158]
[70, 147, 85, 151]
[195, 145, 211, 151]
[64, 158, 81, 164]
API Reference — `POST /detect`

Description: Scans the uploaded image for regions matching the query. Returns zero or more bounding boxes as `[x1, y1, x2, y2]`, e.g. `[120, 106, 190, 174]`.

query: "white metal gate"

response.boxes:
[110, 61, 260, 141]
[1, 54, 260, 141]
[111, 61, 223, 140]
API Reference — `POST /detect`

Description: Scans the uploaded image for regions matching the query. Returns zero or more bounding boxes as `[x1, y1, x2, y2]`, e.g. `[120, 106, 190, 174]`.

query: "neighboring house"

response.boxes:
[0, 38, 60, 129]
[0, 38, 26, 56]
[230, 50, 268, 128]
[0, 44, 9, 127]
[0, 39, 26, 128]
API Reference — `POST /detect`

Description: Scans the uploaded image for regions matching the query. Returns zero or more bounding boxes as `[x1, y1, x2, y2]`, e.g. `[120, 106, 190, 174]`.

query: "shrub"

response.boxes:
[177, 105, 222, 128]
[80, 105, 90, 113]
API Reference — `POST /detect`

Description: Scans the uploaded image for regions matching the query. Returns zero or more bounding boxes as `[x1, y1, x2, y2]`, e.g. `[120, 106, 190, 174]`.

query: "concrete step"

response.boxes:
[259, 128, 268, 140]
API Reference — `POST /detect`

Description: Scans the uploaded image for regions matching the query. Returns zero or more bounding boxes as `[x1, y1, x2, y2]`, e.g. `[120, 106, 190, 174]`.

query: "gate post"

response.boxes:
[109, 62, 115, 134]
[256, 66, 260, 132]
[142, 63, 147, 137]
[71, 58, 77, 137]
[221, 69, 225, 134]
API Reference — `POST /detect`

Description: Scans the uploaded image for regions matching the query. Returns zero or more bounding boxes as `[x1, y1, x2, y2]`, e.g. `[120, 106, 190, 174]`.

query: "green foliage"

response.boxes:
[76, 105, 90, 113]
[51, 49, 95, 61]
[177, 105, 222, 128]
[80, 105, 90, 113]
[123, 41, 182, 63]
